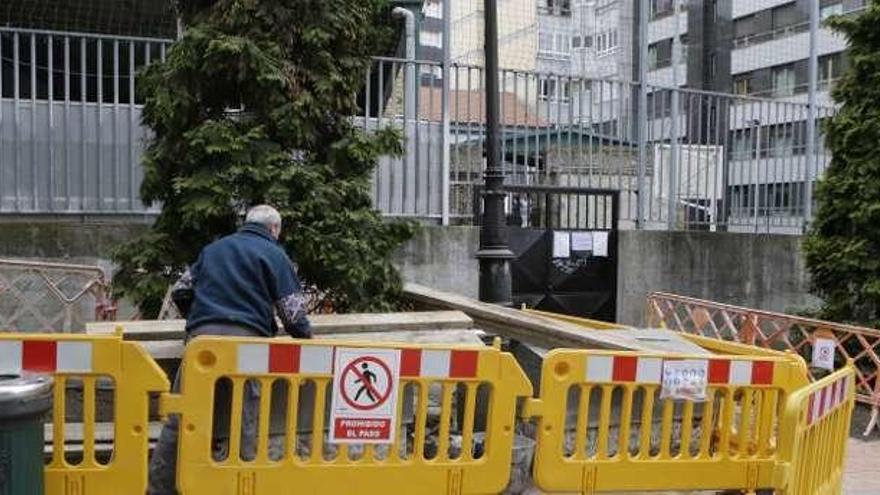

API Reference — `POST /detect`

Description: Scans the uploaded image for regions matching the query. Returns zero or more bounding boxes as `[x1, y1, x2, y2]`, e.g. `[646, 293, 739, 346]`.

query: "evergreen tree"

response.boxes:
[803, 1, 880, 324]
[113, 0, 414, 316]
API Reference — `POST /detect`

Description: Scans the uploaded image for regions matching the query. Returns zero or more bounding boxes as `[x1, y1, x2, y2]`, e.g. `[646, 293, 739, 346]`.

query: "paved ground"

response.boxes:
[844, 404, 880, 495]
[844, 438, 880, 495]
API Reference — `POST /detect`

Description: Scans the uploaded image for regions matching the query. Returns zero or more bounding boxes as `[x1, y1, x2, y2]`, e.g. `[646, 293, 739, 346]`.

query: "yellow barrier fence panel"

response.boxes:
[0, 332, 170, 494]
[777, 365, 855, 495]
[165, 336, 533, 495]
[530, 349, 807, 494]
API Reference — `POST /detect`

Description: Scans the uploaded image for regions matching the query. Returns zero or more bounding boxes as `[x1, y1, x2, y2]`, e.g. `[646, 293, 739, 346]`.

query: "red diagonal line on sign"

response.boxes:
[349, 362, 384, 405]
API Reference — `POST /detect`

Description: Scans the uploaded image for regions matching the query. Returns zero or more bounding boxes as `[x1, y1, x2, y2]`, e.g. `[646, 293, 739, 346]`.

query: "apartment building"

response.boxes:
[418, 0, 538, 70]
[640, 0, 861, 232]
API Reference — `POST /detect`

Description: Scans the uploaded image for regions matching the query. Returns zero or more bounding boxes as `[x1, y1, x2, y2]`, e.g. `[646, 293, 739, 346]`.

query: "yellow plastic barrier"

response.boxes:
[529, 349, 809, 493]
[0, 331, 170, 494]
[164, 336, 533, 495]
[777, 365, 855, 494]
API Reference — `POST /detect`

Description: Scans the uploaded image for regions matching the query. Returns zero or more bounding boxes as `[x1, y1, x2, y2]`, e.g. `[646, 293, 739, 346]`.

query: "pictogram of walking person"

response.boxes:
[354, 362, 378, 403]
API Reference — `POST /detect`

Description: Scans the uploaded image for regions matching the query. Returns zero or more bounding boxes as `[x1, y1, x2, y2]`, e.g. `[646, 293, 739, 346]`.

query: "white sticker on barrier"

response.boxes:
[812, 338, 836, 371]
[661, 360, 708, 401]
[329, 347, 401, 444]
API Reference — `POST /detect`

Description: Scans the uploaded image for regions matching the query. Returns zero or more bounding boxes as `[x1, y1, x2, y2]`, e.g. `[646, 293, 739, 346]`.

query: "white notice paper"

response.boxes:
[660, 360, 708, 402]
[592, 231, 609, 257]
[811, 338, 836, 370]
[552, 231, 571, 258]
[571, 231, 593, 252]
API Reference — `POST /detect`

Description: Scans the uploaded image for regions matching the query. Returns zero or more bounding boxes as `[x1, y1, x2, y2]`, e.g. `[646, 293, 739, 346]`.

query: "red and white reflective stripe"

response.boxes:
[707, 359, 774, 386]
[585, 356, 662, 383]
[237, 343, 333, 374]
[235, 344, 479, 378]
[0, 340, 93, 374]
[584, 355, 774, 386]
[400, 349, 479, 379]
[808, 375, 849, 425]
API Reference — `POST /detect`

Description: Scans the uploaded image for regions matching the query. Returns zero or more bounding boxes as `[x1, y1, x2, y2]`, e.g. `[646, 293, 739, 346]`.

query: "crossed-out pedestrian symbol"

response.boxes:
[340, 356, 393, 411]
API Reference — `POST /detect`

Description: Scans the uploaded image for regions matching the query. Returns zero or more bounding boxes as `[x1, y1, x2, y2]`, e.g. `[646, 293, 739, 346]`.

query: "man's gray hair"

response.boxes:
[245, 205, 282, 228]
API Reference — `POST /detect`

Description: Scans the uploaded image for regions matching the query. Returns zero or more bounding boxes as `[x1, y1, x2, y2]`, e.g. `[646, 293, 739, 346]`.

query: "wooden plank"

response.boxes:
[608, 329, 711, 355]
[86, 311, 474, 341]
[403, 283, 701, 352]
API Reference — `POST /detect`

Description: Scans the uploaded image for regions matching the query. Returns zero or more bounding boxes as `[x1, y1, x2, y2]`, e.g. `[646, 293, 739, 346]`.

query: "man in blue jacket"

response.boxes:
[148, 205, 311, 495]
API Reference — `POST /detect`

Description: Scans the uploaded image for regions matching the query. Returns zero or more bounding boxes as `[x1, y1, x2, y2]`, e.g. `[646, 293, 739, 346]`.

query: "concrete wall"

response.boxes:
[0, 216, 152, 270]
[616, 229, 819, 326]
[0, 219, 481, 300]
[0, 218, 817, 326]
[393, 226, 480, 299]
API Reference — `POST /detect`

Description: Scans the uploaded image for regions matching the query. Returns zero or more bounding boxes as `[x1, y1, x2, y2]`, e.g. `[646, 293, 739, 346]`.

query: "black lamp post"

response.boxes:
[476, 0, 513, 305]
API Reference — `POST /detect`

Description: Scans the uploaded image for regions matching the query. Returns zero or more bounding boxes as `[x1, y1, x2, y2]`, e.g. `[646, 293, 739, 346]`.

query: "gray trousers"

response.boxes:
[147, 324, 263, 495]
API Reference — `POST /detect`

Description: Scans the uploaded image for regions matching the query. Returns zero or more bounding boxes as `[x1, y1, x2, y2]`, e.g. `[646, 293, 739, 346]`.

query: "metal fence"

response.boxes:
[471, 185, 618, 230]
[0, 27, 168, 214]
[1, 26, 838, 233]
[0, 258, 115, 332]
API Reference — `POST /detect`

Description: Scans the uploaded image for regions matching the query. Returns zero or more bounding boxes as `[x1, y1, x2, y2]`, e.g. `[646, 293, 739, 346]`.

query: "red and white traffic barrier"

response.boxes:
[236, 343, 480, 379]
[237, 343, 334, 374]
[400, 348, 479, 379]
[807, 375, 849, 425]
[584, 355, 775, 386]
[0, 340, 93, 373]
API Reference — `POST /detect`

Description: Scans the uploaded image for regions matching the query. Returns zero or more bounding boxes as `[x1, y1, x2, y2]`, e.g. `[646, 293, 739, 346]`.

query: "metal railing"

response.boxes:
[0, 27, 171, 214]
[645, 291, 880, 406]
[1, 26, 838, 233]
[0, 258, 115, 332]
[471, 185, 618, 230]
[733, 21, 811, 50]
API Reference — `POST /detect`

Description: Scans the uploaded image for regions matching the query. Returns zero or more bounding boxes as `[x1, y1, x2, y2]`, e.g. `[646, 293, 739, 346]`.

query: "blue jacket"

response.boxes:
[184, 223, 311, 338]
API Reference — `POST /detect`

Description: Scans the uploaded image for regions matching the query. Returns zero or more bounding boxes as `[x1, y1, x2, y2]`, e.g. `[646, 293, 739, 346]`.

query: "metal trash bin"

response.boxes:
[0, 375, 53, 495]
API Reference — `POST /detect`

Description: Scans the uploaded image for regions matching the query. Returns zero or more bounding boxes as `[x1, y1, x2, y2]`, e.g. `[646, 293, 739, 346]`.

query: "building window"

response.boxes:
[733, 15, 760, 47]
[540, 79, 555, 101]
[772, 64, 796, 97]
[596, 29, 618, 57]
[646, 89, 673, 118]
[648, 38, 673, 70]
[539, 78, 571, 102]
[539, 33, 571, 59]
[543, 0, 571, 15]
[679, 34, 688, 63]
[819, 52, 845, 88]
[769, 124, 795, 157]
[770, 2, 808, 38]
[572, 36, 581, 49]
[539, 33, 553, 53]
[651, 0, 675, 19]
[771, 2, 800, 29]
[731, 131, 753, 160]
[734, 2, 809, 49]
[820, 1, 844, 19]
[733, 74, 753, 96]
[561, 80, 571, 102]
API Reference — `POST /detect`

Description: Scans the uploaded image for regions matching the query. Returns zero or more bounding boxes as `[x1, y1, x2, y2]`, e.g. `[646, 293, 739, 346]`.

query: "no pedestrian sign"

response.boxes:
[329, 347, 400, 444]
